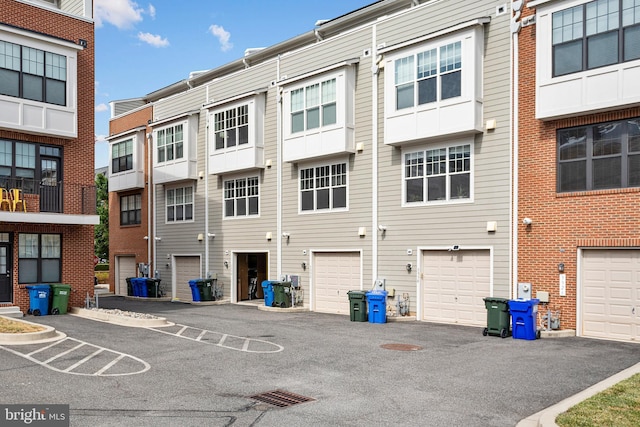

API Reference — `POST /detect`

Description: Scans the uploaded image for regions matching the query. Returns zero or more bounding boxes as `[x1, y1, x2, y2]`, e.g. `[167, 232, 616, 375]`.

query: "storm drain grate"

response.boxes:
[380, 343, 423, 351]
[249, 390, 315, 408]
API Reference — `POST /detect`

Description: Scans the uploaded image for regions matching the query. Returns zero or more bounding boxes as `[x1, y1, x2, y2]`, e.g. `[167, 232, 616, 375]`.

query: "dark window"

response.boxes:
[120, 194, 141, 225]
[0, 139, 60, 194]
[18, 234, 61, 284]
[214, 105, 249, 149]
[300, 162, 347, 211]
[111, 139, 133, 173]
[558, 117, 640, 192]
[0, 41, 67, 106]
[224, 177, 259, 218]
[552, 0, 640, 77]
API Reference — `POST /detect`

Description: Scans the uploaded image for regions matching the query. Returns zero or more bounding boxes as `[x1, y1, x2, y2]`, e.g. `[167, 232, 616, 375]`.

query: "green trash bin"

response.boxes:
[50, 284, 71, 315]
[272, 281, 292, 308]
[347, 291, 367, 322]
[196, 279, 213, 301]
[483, 297, 511, 338]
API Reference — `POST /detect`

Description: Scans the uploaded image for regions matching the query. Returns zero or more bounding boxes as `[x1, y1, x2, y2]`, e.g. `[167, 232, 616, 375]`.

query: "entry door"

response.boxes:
[40, 157, 60, 212]
[0, 244, 12, 302]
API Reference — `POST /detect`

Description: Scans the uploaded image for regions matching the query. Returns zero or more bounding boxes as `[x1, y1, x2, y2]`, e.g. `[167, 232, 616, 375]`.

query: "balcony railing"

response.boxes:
[0, 177, 96, 215]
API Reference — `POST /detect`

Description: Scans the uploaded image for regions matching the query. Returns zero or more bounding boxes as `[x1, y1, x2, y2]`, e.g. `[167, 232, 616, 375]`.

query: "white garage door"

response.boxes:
[582, 250, 640, 342]
[422, 250, 490, 326]
[174, 256, 201, 302]
[116, 256, 136, 296]
[314, 252, 360, 315]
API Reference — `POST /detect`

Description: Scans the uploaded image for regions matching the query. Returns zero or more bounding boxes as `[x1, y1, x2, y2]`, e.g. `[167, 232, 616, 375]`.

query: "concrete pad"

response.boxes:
[69, 307, 173, 328]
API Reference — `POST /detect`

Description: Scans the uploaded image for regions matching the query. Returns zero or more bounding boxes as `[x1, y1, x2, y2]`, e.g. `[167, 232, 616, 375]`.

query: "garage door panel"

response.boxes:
[174, 256, 200, 302]
[117, 256, 136, 296]
[582, 250, 639, 342]
[422, 250, 490, 327]
[314, 252, 359, 315]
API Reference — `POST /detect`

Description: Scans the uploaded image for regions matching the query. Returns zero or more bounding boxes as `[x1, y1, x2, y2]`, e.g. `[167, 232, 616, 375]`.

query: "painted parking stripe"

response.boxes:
[0, 337, 150, 376]
[148, 324, 283, 353]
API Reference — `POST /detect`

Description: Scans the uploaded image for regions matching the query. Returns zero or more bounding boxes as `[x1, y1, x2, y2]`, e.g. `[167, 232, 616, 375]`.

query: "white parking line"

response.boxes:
[149, 324, 284, 353]
[1, 337, 150, 376]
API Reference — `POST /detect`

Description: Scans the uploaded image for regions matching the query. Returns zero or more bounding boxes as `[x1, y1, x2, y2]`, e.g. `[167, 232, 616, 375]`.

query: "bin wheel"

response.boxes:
[52, 308, 60, 315]
[500, 328, 508, 339]
[27, 309, 32, 315]
[33, 309, 41, 316]
[279, 301, 286, 308]
[482, 328, 488, 336]
[536, 330, 541, 339]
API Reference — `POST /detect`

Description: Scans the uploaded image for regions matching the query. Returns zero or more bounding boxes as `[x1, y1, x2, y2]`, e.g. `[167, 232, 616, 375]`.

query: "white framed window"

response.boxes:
[404, 143, 472, 204]
[290, 77, 337, 133]
[395, 40, 461, 110]
[111, 138, 133, 173]
[166, 186, 193, 223]
[156, 123, 184, 164]
[300, 161, 347, 212]
[223, 176, 259, 218]
[214, 105, 249, 149]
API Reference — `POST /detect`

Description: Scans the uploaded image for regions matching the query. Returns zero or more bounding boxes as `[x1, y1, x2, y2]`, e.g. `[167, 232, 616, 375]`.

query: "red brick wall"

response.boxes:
[517, 5, 640, 330]
[108, 107, 154, 292]
[0, 0, 95, 313]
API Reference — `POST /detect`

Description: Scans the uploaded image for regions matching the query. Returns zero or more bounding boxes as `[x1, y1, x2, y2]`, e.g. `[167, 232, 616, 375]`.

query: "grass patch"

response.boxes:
[556, 373, 640, 427]
[0, 317, 45, 333]
[95, 271, 108, 284]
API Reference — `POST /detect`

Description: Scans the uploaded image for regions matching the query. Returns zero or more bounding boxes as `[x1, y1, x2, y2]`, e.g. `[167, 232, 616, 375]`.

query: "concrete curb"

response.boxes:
[0, 315, 66, 345]
[517, 361, 640, 427]
[169, 298, 230, 305]
[69, 307, 174, 328]
[257, 304, 309, 313]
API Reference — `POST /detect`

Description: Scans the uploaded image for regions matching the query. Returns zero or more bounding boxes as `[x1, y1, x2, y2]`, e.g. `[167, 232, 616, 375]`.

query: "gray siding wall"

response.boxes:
[59, 0, 84, 17]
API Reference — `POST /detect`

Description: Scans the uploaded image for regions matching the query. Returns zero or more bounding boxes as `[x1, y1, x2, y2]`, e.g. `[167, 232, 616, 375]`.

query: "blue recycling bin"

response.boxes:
[261, 280, 274, 307]
[137, 278, 149, 298]
[130, 278, 143, 297]
[26, 284, 51, 316]
[509, 298, 540, 340]
[366, 290, 388, 323]
[188, 279, 202, 302]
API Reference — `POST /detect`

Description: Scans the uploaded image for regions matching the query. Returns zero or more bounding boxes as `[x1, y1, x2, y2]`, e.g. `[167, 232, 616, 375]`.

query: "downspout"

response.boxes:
[372, 24, 379, 286]
[276, 55, 283, 279]
[147, 131, 152, 275]
[204, 85, 210, 276]
[511, 7, 521, 299]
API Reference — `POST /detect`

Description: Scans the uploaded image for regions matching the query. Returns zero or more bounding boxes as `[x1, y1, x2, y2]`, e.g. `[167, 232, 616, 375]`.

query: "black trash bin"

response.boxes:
[347, 291, 367, 322]
[146, 278, 161, 298]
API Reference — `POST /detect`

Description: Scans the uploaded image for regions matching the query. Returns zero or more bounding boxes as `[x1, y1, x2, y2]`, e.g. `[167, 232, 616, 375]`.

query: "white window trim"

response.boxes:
[154, 120, 187, 165]
[401, 138, 474, 207]
[298, 158, 349, 214]
[222, 174, 261, 220]
[165, 184, 195, 224]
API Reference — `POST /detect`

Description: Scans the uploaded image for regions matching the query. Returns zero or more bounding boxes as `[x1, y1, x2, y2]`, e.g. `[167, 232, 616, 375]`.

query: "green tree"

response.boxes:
[95, 173, 109, 261]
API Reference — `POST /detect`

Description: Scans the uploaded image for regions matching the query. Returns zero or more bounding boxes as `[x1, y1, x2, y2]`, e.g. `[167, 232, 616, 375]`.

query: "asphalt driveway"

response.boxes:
[2, 297, 638, 426]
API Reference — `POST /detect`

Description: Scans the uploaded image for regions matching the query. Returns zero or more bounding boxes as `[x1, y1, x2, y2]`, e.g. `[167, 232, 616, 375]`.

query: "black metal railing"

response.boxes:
[1, 177, 96, 215]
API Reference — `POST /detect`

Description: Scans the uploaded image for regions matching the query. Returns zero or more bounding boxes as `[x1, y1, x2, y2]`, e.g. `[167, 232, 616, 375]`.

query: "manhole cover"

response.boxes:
[249, 390, 315, 408]
[380, 343, 423, 351]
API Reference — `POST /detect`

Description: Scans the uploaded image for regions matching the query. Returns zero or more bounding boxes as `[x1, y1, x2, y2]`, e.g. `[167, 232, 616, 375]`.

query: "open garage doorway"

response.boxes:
[236, 253, 268, 302]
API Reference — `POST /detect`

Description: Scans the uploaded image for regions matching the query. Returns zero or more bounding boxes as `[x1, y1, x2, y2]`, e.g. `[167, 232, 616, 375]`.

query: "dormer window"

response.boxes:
[215, 105, 248, 149]
[157, 124, 183, 163]
[291, 78, 337, 133]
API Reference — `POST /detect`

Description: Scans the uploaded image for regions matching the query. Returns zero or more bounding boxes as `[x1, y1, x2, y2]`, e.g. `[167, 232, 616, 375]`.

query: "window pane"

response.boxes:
[238, 125, 249, 145]
[406, 178, 423, 202]
[397, 83, 414, 110]
[624, 24, 640, 61]
[629, 119, 640, 152]
[291, 89, 304, 111]
[418, 77, 436, 104]
[629, 154, 640, 186]
[0, 69, 19, 97]
[249, 197, 258, 215]
[227, 127, 236, 148]
[18, 259, 37, 283]
[176, 205, 183, 221]
[41, 259, 60, 282]
[593, 156, 621, 188]
[19, 234, 38, 258]
[236, 198, 246, 216]
[333, 186, 346, 208]
[225, 199, 234, 217]
[559, 129, 587, 160]
[450, 173, 470, 199]
[167, 206, 174, 221]
[301, 191, 314, 211]
[41, 234, 60, 258]
[588, 31, 618, 69]
[316, 188, 330, 209]
[395, 55, 414, 85]
[441, 70, 461, 100]
[46, 78, 65, 105]
[554, 40, 583, 76]
[559, 161, 587, 191]
[427, 176, 446, 201]
[23, 73, 43, 102]
[323, 103, 336, 126]
[307, 107, 320, 129]
[292, 111, 304, 133]
[185, 204, 193, 220]
[593, 122, 622, 156]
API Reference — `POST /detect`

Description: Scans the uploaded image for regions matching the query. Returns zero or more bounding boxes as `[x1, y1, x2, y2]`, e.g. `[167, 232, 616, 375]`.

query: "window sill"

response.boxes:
[557, 187, 640, 198]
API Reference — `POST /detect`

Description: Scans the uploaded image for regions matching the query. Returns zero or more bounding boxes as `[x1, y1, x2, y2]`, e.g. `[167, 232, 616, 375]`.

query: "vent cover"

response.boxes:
[249, 390, 315, 408]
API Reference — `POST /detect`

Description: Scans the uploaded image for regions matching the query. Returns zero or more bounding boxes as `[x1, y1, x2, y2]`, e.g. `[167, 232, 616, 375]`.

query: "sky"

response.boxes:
[94, 0, 376, 168]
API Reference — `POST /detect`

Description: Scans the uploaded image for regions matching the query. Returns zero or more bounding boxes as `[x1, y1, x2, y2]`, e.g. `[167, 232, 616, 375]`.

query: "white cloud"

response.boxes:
[95, 103, 109, 113]
[148, 4, 156, 19]
[208, 24, 233, 52]
[94, 0, 144, 29]
[137, 32, 169, 47]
